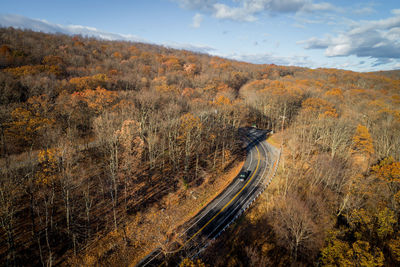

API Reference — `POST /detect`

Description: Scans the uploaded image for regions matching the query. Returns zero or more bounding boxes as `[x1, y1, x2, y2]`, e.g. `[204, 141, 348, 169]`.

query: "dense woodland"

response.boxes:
[0, 27, 399, 266]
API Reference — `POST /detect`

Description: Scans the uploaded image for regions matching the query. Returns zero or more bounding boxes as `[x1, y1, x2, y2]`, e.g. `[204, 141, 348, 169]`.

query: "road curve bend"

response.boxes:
[136, 128, 279, 266]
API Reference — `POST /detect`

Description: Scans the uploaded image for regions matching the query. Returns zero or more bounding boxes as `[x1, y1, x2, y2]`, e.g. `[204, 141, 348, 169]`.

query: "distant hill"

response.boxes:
[371, 69, 400, 79]
[1, 27, 399, 267]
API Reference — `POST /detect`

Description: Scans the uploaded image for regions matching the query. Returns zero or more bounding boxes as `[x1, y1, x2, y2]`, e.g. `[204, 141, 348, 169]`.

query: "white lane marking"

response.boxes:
[141, 250, 162, 267]
[142, 132, 270, 266]
[205, 136, 270, 240]
[180, 134, 255, 236]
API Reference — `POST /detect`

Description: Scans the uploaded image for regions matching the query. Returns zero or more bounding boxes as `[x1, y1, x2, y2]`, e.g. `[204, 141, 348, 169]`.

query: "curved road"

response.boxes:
[137, 128, 279, 266]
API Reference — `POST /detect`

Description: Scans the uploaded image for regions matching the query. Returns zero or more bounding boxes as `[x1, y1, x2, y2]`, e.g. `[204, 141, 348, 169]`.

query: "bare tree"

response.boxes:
[272, 195, 318, 262]
[0, 164, 18, 266]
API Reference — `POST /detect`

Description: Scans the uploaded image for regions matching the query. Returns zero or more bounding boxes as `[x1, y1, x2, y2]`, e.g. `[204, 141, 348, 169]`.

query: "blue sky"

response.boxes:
[1, 0, 400, 72]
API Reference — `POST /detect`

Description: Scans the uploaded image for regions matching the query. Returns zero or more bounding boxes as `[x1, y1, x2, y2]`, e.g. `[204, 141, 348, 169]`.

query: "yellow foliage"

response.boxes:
[302, 97, 338, 118]
[183, 63, 198, 75]
[69, 73, 109, 91]
[214, 94, 231, 106]
[180, 113, 202, 134]
[325, 88, 344, 99]
[71, 86, 118, 114]
[372, 157, 400, 183]
[242, 79, 268, 91]
[321, 231, 353, 266]
[129, 45, 140, 55]
[4, 64, 61, 77]
[36, 148, 60, 185]
[388, 237, 400, 262]
[152, 76, 178, 93]
[352, 124, 374, 155]
[351, 240, 384, 267]
[113, 51, 122, 59]
[376, 208, 396, 239]
[162, 56, 183, 71]
[321, 232, 384, 267]
[348, 208, 373, 235]
[6, 107, 54, 146]
[392, 94, 400, 104]
[42, 55, 63, 66]
[179, 258, 205, 267]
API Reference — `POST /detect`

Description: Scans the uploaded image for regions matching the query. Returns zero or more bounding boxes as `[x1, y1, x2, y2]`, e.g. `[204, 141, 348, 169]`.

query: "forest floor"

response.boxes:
[66, 157, 245, 266]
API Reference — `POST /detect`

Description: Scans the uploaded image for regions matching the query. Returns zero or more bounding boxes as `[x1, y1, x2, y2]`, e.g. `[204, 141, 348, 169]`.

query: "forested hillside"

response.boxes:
[0, 28, 399, 266]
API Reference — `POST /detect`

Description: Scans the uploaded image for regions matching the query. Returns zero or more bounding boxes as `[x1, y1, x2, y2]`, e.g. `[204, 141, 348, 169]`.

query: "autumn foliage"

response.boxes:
[0, 27, 399, 266]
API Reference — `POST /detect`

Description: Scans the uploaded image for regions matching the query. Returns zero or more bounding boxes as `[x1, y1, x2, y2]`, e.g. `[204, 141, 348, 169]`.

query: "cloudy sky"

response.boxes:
[1, 0, 400, 72]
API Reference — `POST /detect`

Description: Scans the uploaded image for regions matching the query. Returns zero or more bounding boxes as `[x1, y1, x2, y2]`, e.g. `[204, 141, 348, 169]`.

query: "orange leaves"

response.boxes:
[179, 113, 202, 142]
[215, 83, 231, 92]
[242, 79, 268, 92]
[72, 86, 118, 114]
[302, 97, 338, 118]
[113, 51, 122, 59]
[69, 73, 109, 91]
[4, 65, 41, 76]
[348, 88, 374, 100]
[367, 99, 400, 122]
[269, 80, 285, 90]
[0, 45, 14, 64]
[181, 87, 195, 98]
[0, 45, 26, 65]
[325, 88, 344, 100]
[183, 63, 198, 76]
[214, 95, 231, 106]
[392, 94, 400, 104]
[42, 55, 63, 66]
[73, 40, 84, 47]
[140, 64, 150, 74]
[6, 106, 54, 146]
[108, 69, 118, 76]
[372, 157, 400, 184]
[0, 44, 12, 56]
[203, 83, 235, 106]
[36, 148, 60, 185]
[180, 113, 202, 133]
[210, 58, 231, 70]
[3, 64, 61, 77]
[179, 258, 205, 267]
[352, 124, 374, 155]
[129, 45, 140, 56]
[162, 56, 183, 71]
[258, 79, 304, 99]
[152, 76, 178, 93]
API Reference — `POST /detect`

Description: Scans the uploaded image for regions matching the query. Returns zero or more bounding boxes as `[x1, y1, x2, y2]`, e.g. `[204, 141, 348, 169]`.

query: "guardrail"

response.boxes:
[137, 134, 282, 266]
[190, 141, 282, 259]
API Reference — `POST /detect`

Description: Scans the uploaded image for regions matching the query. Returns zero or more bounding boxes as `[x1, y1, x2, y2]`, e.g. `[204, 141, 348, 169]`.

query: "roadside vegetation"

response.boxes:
[0, 27, 399, 266]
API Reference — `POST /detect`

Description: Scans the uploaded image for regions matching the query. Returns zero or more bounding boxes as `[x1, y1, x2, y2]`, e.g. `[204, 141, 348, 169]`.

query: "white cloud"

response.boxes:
[391, 9, 400, 15]
[191, 13, 203, 28]
[300, 2, 340, 13]
[353, 6, 374, 15]
[299, 10, 400, 61]
[173, 0, 337, 22]
[227, 51, 313, 67]
[174, 0, 216, 11]
[0, 14, 217, 55]
[0, 14, 146, 42]
[213, 3, 257, 22]
[163, 42, 216, 53]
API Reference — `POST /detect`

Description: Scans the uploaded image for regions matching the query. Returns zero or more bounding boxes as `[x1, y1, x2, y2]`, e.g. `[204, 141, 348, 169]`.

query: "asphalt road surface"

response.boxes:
[137, 127, 279, 266]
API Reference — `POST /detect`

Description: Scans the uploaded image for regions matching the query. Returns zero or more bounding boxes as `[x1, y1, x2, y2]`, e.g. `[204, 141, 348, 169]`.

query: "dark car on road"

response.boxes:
[239, 170, 251, 181]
